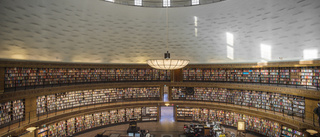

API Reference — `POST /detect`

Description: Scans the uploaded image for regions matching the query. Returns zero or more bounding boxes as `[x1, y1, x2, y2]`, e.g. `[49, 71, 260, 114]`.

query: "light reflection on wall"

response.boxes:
[260, 44, 272, 60]
[72, 54, 103, 63]
[227, 46, 234, 60]
[226, 32, 234, 60]
[7, 46, 27, 60]
[226, 32, 234, 46]
[194, 16, 198, 27]
[195, 28, 198, 37]
[303, 49, 318, 60]
[194, 16, 198, 37]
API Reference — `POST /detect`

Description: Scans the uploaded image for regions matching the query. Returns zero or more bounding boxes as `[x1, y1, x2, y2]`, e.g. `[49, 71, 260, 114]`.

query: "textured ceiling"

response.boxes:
[0, 0, 320, 64]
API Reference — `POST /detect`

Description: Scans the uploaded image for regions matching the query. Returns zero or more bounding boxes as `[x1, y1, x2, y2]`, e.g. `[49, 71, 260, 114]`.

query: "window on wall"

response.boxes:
[226, 32, 234, 60]
[226, 32, 234, 46]
[163, 0, 170, 7]
[192, 0, 199, 5]
[303, 49, 318, 60]
[260, 44, 272, 60]
[135, 0, 142, 6]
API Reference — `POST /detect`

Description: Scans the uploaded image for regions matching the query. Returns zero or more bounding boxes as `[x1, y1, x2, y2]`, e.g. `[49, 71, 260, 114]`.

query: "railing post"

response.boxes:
[8, 120, 10, 132]
[313, 113, 315, 127]
[38, 110, 39, 120]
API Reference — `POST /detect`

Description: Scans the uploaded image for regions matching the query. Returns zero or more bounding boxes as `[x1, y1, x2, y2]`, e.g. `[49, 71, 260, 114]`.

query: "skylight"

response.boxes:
[163, 0, 170, 7]
[135, 0, 142, 6]
[192, 0, 199, 5]
[260, 44, 272, 60]
[303, 49, 318, 60]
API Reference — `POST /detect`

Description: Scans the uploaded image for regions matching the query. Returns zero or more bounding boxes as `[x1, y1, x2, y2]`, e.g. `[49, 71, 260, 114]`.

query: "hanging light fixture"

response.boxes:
[147, 5, 189, 70]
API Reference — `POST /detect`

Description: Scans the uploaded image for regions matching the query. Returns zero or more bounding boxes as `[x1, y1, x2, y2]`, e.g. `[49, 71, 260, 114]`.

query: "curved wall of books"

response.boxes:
[0, 60, 319, 136]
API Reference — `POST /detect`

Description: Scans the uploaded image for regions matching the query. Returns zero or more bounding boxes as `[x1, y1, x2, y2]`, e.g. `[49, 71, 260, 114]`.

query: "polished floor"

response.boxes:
[75, 121, 260, 137]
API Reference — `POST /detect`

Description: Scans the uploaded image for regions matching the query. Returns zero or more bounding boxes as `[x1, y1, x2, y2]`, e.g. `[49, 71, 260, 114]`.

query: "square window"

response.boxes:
[192, 0, 199, 5]
[163, 0, 170, 7]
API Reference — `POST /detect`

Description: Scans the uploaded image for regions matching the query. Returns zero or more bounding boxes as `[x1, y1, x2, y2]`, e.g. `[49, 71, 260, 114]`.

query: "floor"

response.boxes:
[74, 121, 260, 137]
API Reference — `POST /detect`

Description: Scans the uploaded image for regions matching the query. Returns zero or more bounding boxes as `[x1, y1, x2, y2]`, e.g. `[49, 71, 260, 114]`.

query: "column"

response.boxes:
[172, 69, 183, 82]
[0, 67, 5, 94]
[305, 98, 318, 123]
[25, 96, 37, 123]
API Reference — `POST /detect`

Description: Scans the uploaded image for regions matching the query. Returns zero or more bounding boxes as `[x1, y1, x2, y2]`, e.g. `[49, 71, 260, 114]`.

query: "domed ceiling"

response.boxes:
[0, 0, 319, 64]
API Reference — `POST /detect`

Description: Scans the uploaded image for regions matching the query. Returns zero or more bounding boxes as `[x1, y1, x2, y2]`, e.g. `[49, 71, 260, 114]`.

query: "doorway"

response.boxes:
[160, 106, 175, 122]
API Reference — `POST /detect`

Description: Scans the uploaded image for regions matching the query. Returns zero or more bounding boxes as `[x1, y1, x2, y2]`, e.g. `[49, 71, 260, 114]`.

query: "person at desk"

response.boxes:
[190, 127, 195, 134]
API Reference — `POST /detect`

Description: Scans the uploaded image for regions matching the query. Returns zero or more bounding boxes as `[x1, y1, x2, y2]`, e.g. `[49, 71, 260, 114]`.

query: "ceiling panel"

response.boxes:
[0, 0, 319, 64]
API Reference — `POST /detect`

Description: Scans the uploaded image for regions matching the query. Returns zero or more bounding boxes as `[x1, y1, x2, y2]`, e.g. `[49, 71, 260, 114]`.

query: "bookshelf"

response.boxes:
[126, 107, 142, 121]
[75, 116, 85, 132]
[67, 118, 75, 136]
[314, 67, 320, 87]
[279, 68, 290, 85]
[142, 107, 158, 121]
[39, 107, 157, 136]
[110, 110, 118, 124]
[281, 126, 305, 137]
[37, 87, 160, 115]
[37, 126, 48, 137]
[176, 107, 281, 137]
[171, 87, 305, 117]
[242, 69, 260, 83]
[84, 114, 94, 130]
[48, 123, 57, 137]
[0, 99, 24, 127]
[101, 111, 110, 125]
[94, 112, 102, 127]
[182, 67, 320, 88]
[301, 68, 313, 86]
[4, 67, 170, 90]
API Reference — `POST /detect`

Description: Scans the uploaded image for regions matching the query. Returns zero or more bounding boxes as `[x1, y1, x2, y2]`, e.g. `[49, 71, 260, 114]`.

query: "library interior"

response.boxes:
[0, 0, 320, 137]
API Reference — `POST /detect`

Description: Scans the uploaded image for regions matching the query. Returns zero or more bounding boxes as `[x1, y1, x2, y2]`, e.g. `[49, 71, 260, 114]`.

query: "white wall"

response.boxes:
[0, 0, 319, 63]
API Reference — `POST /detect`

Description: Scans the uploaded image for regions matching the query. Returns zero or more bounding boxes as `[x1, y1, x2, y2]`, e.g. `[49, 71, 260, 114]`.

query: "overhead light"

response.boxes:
[165, 103, 170, 106]
[147, 6, 189, 70]
[26, 127, 37, 132]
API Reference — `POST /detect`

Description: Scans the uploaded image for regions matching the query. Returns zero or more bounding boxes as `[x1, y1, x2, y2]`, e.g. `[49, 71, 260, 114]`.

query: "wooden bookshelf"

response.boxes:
[36, 87, 160, 115]
[176, 107, 283, 137]
[182, 67, 320, 88]
[142, 107, 158, 121]
[40, 107, 158, 137]
[171, 87, 305, 117]
[4, 67, 170, 90]
[0, 99, 24, 127]
[314, 67, 320, 87]
[281, 126, 305, 137]
[37, 126, 48, 137]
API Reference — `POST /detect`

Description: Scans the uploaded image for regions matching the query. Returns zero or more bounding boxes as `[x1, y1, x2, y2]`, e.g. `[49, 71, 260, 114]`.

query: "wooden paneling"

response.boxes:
[2, 100, 320, 136]
[1, 59, 319, 69]
[1, 82, 319, 103]
[0, 67, 4, 94]
[173, 69, 183, 82]
[24, 97, 37, 122]
[305, 99, 319, 122]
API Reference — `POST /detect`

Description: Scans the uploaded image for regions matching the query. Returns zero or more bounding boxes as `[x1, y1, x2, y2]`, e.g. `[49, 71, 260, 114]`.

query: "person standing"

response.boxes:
[313, 102, 320, 127]
[145, 130, 151, 137]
